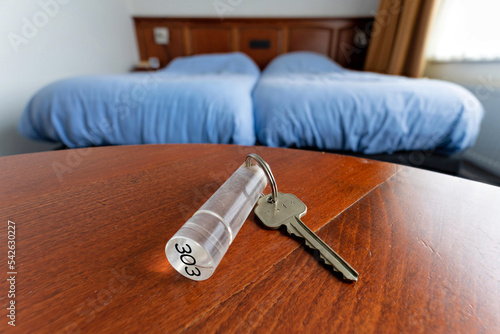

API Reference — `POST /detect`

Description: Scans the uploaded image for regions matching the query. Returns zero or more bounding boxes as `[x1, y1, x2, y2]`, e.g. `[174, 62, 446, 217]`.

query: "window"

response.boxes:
[427, 0, 500, 61]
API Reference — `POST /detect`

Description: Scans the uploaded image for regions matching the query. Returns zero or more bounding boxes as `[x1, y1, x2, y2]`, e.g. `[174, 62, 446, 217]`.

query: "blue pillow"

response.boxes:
[163, 52, 260, 76]
[263, 51, 344, 75]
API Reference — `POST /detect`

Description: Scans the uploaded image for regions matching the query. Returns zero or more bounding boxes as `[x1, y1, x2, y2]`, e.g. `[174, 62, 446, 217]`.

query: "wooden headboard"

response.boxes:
[134, 17, 373, 70]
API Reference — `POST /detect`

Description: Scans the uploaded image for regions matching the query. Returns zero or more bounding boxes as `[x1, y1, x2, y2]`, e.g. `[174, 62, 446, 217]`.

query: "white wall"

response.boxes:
[128, 0, 380, 18]
[0, 0, 138, 156]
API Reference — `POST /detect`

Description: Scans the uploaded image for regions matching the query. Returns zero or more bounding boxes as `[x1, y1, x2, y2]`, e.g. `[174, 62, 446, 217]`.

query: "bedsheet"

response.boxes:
[19, 53, 260, 147]
[253, 52, 483, 155]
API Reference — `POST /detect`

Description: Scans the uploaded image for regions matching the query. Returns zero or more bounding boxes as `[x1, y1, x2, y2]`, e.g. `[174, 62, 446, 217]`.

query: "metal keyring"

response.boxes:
[245, 153, 279, 203]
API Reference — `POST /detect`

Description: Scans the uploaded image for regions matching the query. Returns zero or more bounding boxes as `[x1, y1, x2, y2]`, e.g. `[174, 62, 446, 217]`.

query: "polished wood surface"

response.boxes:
[133, 17, 372, 69]
[1, 144, 499, 333]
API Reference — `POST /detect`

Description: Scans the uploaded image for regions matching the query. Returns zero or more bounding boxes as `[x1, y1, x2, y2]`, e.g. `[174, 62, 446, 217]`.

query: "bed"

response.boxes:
[18, 17, 483, 175]
[16, 17, 376, 150]
[19, 52, 260, 147]
[253, 52, 483, 155]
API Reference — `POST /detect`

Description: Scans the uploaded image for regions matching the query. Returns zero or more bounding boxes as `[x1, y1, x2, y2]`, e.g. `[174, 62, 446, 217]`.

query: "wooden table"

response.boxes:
[1, 144, 499, 333]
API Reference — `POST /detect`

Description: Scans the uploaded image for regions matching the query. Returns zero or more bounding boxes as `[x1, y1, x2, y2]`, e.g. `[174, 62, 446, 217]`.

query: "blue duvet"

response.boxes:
[19, 53, 260, 147]
[254, 52, 483, 155]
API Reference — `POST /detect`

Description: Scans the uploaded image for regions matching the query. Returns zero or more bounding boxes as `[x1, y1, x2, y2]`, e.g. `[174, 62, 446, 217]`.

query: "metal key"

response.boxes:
[255, 192, 359, 282]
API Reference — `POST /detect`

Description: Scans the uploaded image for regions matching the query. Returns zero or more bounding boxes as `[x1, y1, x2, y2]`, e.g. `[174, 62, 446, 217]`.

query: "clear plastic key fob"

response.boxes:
[166, 154, 270, 281]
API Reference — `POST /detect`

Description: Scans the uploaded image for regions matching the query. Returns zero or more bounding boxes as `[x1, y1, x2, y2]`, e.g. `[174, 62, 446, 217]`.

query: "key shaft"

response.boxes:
[284, 215, 359, 282]
[255, 192, 359, 282]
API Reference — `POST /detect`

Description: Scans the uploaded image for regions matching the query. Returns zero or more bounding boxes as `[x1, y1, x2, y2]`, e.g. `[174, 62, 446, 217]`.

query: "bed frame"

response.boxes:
[133, 17, 373, 69]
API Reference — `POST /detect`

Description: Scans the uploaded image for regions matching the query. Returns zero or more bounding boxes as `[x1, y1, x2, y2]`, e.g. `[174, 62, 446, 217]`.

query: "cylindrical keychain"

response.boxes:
[165, 154, 277, 281]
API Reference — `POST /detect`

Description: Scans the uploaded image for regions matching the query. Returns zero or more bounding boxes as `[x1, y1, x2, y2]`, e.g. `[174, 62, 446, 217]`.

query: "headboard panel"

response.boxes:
[134, 17, 373, 70]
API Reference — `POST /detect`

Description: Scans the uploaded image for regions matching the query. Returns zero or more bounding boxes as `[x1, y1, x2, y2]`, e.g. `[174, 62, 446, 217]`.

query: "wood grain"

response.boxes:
[0, 144, 499, 333]
[189, 167, 500, 333]
[133, 18, 372, 69]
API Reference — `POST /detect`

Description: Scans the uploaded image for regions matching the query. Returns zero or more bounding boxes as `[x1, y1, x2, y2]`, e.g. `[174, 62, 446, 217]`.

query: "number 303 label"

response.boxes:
[174, 243, 201, 277]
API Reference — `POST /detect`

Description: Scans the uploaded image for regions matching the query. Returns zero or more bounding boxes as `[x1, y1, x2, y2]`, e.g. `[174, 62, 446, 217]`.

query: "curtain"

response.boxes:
[364, 0, 442, 77]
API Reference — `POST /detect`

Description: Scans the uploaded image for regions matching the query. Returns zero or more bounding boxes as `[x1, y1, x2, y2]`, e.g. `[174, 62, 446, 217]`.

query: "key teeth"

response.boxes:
[304, 239, 313, 248]
[301, 239, 338, 271]
[302, 241, 345, 275]
[318, 253, 357, 281]
[286, 225, 300, 237]
[287, 226, 358, 282]
[318, 254, 337, 271]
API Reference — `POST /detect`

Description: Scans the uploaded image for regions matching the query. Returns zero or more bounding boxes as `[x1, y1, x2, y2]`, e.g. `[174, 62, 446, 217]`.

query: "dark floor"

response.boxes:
[458, 161, 500, 187]
[331, 149, 500, 187]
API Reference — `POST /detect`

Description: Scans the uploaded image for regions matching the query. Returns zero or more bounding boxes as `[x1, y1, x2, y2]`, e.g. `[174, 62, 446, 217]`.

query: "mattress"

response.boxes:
[253, 52, 484, 155]
[18, 52, 260, 147]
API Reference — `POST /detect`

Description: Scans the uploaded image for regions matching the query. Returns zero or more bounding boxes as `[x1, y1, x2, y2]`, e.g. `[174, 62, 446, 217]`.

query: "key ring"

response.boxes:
[245, 153, 278, 203]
